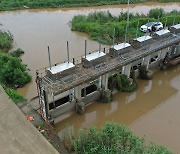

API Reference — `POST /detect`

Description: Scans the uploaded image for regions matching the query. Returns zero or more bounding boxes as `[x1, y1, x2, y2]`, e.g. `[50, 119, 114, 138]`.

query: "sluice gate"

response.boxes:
[36, 24, 180, 122]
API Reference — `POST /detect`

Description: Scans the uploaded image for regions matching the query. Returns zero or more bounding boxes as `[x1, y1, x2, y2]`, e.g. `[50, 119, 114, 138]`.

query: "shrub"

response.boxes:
[0, 53, 31, 87]
[0, 30, 13, 52]
[108, 74, 137, 92]
[71, 122, 173, 154]
[10, 48, 25, 57]
[138, 65, 150, 80]
[148, 8, 165, 19]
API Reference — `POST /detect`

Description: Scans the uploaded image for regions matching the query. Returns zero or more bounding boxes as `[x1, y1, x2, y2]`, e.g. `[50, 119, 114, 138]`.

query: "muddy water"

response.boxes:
[0, 2, 180, 153]
[0, 2, 179, 99]
[55, 65, 180, 153]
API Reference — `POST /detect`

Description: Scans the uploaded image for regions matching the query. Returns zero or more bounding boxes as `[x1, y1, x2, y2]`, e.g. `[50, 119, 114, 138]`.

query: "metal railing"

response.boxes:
[39, 34, 180, 94]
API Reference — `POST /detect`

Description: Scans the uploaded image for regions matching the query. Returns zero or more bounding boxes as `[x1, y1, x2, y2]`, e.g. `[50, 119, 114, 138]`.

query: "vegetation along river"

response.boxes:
[0, 2, 180, 153]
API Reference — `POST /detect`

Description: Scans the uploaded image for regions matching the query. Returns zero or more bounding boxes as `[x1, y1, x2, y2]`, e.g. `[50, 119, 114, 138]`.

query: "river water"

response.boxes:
[0, 2, 179, 99]
[0, 2, 180, 153]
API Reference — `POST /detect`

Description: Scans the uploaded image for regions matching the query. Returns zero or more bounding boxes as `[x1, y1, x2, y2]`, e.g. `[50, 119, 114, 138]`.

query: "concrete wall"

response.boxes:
[50, 91, 101, 119]
[0, 86, 59, 154]
[50, 100, 76, 118]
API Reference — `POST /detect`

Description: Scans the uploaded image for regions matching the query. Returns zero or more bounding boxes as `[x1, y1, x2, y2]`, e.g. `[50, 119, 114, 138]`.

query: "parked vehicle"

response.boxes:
[140, 22, 163, 32]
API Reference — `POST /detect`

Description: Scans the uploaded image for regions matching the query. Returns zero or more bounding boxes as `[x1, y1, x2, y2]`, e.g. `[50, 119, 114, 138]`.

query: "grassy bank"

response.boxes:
[0, 30, 31, 103]
[71, 9, 180, 45]
[0, 0, 179, 11]
[63, 122, 173, 153]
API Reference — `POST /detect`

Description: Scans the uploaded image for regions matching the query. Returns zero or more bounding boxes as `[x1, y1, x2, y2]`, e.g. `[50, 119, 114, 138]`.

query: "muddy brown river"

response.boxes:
[0, 2, 179, 99]
[0, 2, 180, 153]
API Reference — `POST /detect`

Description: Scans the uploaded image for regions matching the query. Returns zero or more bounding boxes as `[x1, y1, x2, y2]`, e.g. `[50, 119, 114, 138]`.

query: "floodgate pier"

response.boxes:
[36, 24, 180, 123]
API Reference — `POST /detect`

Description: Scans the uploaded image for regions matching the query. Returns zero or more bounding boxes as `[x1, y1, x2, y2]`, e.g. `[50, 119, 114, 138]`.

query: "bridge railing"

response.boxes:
[39, 35, 180, 94]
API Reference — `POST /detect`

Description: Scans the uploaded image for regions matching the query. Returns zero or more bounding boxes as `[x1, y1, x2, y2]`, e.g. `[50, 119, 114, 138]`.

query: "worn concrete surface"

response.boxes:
[0, 86, 59, 154]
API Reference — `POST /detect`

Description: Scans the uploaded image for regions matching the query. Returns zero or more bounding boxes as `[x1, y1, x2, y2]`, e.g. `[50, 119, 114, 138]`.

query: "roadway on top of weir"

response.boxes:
[39, 32, 180, 95]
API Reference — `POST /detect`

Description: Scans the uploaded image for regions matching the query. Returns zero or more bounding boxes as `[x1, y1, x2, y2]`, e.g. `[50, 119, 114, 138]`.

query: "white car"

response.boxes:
[140, 22, 163, 33]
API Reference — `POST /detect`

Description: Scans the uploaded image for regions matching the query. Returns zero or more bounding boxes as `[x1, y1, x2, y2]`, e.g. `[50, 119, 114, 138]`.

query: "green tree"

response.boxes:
[148, 8, 165, 19]
[0, 53, 31, 87]
[0, 31, 13, 52]
[71, 122, 173, 154]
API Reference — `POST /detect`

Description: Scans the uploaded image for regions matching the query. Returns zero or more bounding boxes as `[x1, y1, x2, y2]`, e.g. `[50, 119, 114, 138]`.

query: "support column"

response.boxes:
[160, 48, 168, 59]
[158, 50, 161, 59]
[101, 73, 111, 102]
[142, 55, 150, 70]
[74, 85, 82, 100]
[122, 66, 125, 74]
[43, 90, 49, 119]
[74, 85, 85, 114]
[122, 63, 132, 78]
[69, 89, 74, 101]
[101, 74, 108, 90]
[171, 43, 179, 55]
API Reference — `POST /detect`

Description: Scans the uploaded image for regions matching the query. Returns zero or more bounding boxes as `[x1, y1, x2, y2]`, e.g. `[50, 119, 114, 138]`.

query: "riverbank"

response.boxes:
[71, 8, 180, 44]
[0, 0, 179, 11]
[0, 30, 31, 103]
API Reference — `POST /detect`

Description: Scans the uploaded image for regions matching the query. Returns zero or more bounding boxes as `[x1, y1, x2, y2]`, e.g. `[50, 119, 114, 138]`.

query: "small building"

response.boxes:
[82, 51, 106, 68]
[109, 43, 132, 57]
[132, 35, 153, 49]
[153, 29, 171, 40]
[46, 62, 75, 80]
[170, 24, 180, 34]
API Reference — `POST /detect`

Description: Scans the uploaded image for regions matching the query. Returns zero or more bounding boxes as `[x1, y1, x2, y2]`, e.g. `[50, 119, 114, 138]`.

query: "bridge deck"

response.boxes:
[40, 33, 180, 94]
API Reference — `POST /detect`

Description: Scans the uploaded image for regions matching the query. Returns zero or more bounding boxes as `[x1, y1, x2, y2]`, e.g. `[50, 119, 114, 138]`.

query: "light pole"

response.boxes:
[125, 0, 130, 44]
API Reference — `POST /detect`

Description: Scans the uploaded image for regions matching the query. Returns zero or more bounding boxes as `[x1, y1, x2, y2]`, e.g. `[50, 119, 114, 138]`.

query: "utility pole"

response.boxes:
[125, 0, 130, 43]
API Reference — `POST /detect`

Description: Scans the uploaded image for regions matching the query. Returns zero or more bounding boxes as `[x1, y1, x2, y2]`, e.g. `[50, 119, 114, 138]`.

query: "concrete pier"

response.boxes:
[74, 85, 82, 100]
[122, 64, 132, 78]
[101, 74, 109, 90]
[142, 55, 151, 70]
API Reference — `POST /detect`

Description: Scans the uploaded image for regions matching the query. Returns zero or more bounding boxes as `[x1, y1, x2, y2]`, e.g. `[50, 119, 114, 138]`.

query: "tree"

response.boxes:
[0, 53, 31, 87]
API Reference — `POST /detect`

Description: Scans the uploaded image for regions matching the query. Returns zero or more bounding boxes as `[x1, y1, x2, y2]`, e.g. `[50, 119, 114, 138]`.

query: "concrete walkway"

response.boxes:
[0, 86, 59, 154]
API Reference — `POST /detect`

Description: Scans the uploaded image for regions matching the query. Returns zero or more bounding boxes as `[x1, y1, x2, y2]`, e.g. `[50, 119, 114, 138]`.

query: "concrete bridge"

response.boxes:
[36, 24, 180, 122]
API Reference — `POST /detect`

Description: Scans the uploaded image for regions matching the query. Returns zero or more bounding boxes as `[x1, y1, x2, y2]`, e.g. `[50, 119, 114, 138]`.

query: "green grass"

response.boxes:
[5, 88, 27, 104]
[0, 0, 179, 11]
[69, 122, 173, 153]
[71, 9, 180, 45]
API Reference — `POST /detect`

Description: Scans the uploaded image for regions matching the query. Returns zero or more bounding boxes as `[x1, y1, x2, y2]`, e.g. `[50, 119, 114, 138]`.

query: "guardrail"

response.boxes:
[39, 34, 180, 94]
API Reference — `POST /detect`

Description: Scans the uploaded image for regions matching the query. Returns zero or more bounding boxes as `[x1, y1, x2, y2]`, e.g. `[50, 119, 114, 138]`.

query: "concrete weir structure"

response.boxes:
[36, 24, 180, 123]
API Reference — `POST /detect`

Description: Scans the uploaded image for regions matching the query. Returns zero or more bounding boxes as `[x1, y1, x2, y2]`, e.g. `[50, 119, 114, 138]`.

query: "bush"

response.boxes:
[10, 48, 25, 57]
[0, 30, 13, 52]
[0, 53, 31, 87]
[148, 8, 165, 19]
[5, 88, 27, 104]
[71, 122, 172, 154]
[138, 65, 150, 80]
[108, 74, 137, 92]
